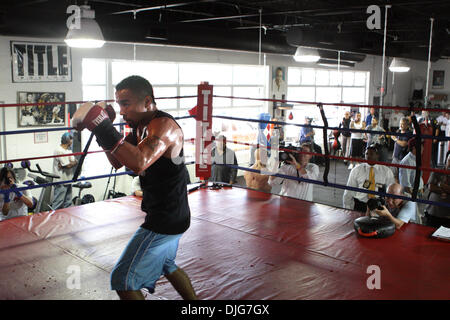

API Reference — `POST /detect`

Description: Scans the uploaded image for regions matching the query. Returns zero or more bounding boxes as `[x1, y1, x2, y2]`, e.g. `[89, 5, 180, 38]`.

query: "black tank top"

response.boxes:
[133, 110, 190, 235]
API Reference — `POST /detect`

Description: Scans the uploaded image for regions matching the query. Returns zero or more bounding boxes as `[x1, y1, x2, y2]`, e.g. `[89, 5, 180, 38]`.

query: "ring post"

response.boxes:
[410, 114, 422, 200]
[317, 103, 329, 185]
[195, 82, 213, 182]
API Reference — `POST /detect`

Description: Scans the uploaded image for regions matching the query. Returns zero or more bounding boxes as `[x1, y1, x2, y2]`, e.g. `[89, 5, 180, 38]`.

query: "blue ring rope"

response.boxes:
[220, 163, 450, 209]
[212, 115, 450, 142]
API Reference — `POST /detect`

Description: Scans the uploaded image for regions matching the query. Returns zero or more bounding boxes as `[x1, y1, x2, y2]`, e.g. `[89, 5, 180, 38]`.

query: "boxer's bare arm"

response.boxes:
[111, 118, 182, 175]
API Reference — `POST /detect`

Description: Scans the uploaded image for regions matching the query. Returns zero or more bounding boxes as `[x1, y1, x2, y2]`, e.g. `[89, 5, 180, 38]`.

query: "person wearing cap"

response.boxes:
[51, 132, 78, 209]
[399, 137, 424, 196]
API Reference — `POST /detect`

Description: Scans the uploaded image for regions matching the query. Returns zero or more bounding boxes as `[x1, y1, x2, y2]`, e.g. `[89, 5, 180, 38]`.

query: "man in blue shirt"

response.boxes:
[299, 117, 314, 144]
[365, 107, 377, 127]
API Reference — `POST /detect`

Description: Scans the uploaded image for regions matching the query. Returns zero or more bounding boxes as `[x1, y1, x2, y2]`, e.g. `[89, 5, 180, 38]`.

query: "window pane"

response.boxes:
[329, 71, 342, 86]
[316, 87, 341, 103]
[301, 69, 315, 85]
[179, 87, 197, 110]
[354, 72, 366, 86]
[233, 87, 264, 106]
[287, 68, 301, 85]
[83, 86, 106, 101]
[112, 61, 178, 85]
[287, 87, 315, 102]
[82, 59, 106, 85]
[233, 66, 265, 85]
[213, 87, 232, 107]
[342, 72, 354, 86]
[179, 63, 232, 85]
[342, 87, 365, 103]
[316, 70, 329, 85]
[154, 87, 178, 110]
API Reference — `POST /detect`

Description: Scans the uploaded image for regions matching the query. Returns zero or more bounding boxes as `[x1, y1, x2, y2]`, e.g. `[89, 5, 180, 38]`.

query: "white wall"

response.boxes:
[0, 35, 442, 207]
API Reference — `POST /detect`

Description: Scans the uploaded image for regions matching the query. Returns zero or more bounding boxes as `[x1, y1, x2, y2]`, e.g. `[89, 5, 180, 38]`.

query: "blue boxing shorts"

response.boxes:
[110, 227, 182, 293]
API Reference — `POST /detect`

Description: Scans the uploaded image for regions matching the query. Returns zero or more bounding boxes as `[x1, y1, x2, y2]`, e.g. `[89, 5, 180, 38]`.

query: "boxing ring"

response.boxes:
[1, 82, 450, 301]
[1, 186, 448, 300]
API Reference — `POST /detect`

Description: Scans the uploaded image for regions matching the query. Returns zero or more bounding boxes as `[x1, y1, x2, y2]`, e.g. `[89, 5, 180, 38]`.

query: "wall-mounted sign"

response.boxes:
[11, 41, 72, 82]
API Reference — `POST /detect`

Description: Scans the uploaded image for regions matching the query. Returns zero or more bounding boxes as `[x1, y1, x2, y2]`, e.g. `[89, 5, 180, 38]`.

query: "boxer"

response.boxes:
[72, 75, 197, 300]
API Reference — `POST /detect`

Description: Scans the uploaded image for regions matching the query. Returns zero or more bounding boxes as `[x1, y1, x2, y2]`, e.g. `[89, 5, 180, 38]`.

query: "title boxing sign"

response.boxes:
[11, 41, 72, 82]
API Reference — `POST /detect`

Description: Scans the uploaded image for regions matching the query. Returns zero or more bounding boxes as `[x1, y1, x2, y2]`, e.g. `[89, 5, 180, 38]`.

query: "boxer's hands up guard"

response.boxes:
[96, 101, 117, 123]
[72, 102, 123, 150]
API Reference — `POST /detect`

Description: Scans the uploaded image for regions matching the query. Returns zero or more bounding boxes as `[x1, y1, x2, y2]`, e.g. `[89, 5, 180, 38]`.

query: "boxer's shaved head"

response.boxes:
[116, 75, 155, 104]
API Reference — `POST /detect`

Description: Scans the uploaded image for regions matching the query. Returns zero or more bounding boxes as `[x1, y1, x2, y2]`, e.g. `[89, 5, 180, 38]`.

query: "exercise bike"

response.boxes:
[21, 160, 60, 213]
[72, 179, 95, 206]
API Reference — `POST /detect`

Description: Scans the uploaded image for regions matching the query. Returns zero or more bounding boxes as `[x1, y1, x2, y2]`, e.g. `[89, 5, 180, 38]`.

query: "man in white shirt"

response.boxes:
[389, 110, 403, 132]
[268, 143, 319, 201]
[343, 144, 395, 212]
[51, 132, 78, 209]
[399, 138, 424, 196]
[436, 109, 449, 165]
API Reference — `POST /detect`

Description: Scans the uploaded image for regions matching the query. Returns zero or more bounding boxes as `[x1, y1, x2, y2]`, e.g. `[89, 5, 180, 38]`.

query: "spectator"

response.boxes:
[0, 167, 34, 221]
[435, 109, 449, 166]
[339, 111, 352, 163]
[365, 117, 386, 147]
[365, 117, 388, 162]
[391, 117, 412, 177]
[268, 143, 319, 201]
[210, 135, 238, 184]
[365, 107, 377, 127]
[131, 176, 143, 197]
[373, 182, 417, 229]
[52, 132, 78, 209]
[343, 144, 395, 212]
[389, 109, 403, 133]
[244, 148, 271, 193]
[399, 138, 424, 196]
[348, 112, 366, 170]
[424, 152, 450, 227]
[299, 116, 315, 144]
[299, 117, 323, 166]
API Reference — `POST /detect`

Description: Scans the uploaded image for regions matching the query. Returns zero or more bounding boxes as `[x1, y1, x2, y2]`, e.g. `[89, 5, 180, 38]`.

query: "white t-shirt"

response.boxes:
[0, 186, 30, 221]
[53, 145, 76, 182]
[269, 163, 319, 201]
[351, 120, 364, 139]
[436, 115, 448, 132]
[389, 112, 403, 128]
[131, 176, 142, 195]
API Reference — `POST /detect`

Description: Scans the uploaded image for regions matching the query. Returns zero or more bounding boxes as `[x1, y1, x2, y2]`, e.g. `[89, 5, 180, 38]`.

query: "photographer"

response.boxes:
[370, 183, 417, 229]
[268, 143, 319, 201]
[343, 144, 395, 212]
[0, 167, 34, 221]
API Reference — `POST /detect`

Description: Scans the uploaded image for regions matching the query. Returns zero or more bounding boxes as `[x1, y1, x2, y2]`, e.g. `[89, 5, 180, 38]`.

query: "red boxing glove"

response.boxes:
[97, 101, 116, 123]
[72, 102, 109, 131]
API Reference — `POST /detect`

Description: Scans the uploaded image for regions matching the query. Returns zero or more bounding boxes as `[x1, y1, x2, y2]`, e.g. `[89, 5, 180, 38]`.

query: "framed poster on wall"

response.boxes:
[17, 91, 66, 127]
[10, 41, 72, 82]
[432, 70, 445, 89]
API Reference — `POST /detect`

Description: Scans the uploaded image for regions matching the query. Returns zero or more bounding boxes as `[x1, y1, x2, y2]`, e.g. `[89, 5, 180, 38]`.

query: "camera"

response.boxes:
[366, 197, 386, 211]
[279, 145, 299, 162]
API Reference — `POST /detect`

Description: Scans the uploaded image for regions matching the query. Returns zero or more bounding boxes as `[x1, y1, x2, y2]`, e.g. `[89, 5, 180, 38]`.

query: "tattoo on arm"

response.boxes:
[146, 135, 162, 152]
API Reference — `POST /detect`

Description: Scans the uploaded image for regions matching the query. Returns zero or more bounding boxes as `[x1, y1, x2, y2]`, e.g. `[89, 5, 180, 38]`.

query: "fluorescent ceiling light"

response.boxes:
[389, 58, 410, 72]
[294, 47, 320, 62]
[65, 5, 105, 48]
[317, 59, 355, 68]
